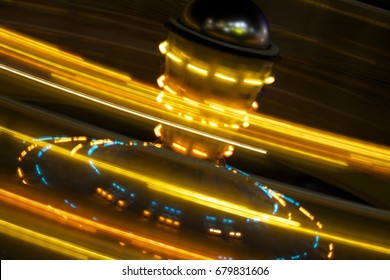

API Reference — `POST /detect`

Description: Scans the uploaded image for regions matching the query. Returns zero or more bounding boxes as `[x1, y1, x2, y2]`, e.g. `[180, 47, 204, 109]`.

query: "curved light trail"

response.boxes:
[0, 188, 213, 260]
[0, 27, 389, 259]
[2, 125, 390, 257]
[0, 125, 296, 229]
[0, 63, 268, 156]
[1, 27, 390, 175]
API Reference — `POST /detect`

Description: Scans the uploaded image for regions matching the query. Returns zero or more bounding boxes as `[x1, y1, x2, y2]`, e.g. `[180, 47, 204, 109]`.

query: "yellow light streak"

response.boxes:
[126, 79, 161, 98]
[73, 136, 87, 141]
[275, 196, 286, 207]
[3, 27, 389, 173]
[0, 43, 129, 92]
[50, 70, 151, 108]
[264, 137, 349, 166]
[5, 25, 390, 172]
[51, 72, 169, 125]
[251, 113, 390, 162]
[27, 144, 36, 151]
[0, 57, 350, 170]
[54, 137, 72, 143]
[214, 72, 237, 83]
[252, 123, 390, 172]
[0, 28, 83, 61]
[209, 103, 225, 112]
[350, 154, 390, 169]
[165, 104, 173, 111]
[242, 125, 349, 166]
[0, 28, 131, 82]
[90, 139, 105, 146]
[1, 126, 292, 229]
[1, 64, 268, 155]
[5, 128, 390, 256]
[187, 63, 208, 76]
[0, 48, 57, 74]
[167, 52, 183, 64]
[163, 85, 178, 95]
[183, 97, 199, 107]
[234, 109, 247, 115]
[319, 231, 390, 256]
[70, 143, 83, 156]
[299, 207, 315, 220]
[244, 78, 263, 86]
[0, 219, 113, 260]
[0, 189, 212, 260]
[17, 167, 24, 178]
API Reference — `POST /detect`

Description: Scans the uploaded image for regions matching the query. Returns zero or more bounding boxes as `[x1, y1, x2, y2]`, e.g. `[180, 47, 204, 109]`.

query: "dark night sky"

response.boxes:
[358, 0, 390, 10]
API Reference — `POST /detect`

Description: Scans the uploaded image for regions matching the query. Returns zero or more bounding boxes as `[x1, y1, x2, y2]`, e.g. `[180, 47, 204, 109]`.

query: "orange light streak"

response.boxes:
[0, 189, 213, 260]
[0, 219, 113, 260]
[0, 28, 131, 82]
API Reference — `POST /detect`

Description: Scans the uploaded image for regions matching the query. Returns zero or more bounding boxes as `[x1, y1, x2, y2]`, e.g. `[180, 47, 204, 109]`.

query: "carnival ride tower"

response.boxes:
[155, 0, 279, 160]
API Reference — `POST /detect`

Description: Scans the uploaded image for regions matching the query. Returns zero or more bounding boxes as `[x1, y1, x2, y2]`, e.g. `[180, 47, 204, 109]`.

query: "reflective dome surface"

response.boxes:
[181, 0, 271, 49]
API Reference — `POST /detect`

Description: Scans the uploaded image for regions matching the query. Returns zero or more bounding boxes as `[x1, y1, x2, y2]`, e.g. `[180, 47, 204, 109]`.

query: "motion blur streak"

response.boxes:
[0, 189, 212, 260]
[299, 227, 390, 256]
[0, 43, 124, 88]
[302, 0, 390, 28]
[0, 125, 297, 229]
[251, 113, 390, 160]
[51, 72, 164, 115]
[1, 27, 390, 174]
[3, 127, 390, 256]
[0, 219, 113, 260]
[0, 63, 268, 155]
[0, 27, 131, 82]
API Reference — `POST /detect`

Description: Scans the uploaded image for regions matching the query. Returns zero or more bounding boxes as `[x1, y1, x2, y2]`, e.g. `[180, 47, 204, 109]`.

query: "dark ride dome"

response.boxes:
[170, 0, 278, 58]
